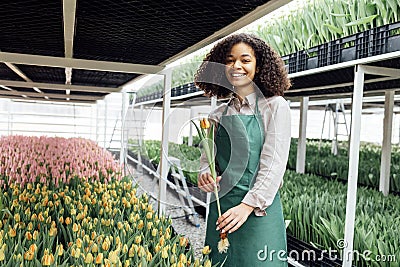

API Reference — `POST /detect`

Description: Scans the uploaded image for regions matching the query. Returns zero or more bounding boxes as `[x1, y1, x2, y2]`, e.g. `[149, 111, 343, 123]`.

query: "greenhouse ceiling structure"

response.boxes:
[0, 0, 290, 103]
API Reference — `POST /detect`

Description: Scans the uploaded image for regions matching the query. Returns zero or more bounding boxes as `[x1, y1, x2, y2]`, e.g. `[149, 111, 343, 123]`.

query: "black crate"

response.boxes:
[283, 21, 400, 74]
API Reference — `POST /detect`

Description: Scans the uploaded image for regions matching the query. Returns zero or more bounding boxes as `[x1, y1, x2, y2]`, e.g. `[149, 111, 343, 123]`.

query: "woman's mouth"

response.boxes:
[231, 73, 246, 77]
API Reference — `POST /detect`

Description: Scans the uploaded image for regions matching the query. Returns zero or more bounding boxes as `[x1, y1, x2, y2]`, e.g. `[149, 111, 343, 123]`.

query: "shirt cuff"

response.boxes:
[241, 192, 268, 217]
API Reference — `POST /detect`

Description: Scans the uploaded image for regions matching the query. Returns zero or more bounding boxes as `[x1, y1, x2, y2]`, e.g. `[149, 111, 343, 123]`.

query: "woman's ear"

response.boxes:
[256, 67, 260, 73]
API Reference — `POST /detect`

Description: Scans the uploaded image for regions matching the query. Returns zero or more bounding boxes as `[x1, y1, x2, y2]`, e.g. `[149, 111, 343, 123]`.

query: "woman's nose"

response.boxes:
[233, 60, 242, 69]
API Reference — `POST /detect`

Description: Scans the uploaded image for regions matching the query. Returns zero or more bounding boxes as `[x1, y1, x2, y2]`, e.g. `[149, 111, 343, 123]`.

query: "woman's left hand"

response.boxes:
[216, 203, 254, 234]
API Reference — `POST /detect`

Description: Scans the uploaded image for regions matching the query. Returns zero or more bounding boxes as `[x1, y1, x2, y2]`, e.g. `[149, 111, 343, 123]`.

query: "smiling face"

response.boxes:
[224, 42, 257, 93]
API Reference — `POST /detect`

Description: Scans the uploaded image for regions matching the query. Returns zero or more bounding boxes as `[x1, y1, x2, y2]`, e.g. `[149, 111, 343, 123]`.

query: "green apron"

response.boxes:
[205, 98, 287, 266]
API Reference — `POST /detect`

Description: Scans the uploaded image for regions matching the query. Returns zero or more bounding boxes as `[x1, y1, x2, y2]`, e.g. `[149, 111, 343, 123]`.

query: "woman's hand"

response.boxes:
[198, 173, 221, 192]
[216, 203, 254, 234]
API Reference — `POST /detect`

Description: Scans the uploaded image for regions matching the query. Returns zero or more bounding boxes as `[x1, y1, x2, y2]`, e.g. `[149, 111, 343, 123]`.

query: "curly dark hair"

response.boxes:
[194, 33, 291, 98]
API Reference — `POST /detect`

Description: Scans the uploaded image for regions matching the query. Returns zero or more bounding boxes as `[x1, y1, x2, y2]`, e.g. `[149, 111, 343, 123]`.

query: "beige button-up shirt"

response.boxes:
[200, 92, 291, 216]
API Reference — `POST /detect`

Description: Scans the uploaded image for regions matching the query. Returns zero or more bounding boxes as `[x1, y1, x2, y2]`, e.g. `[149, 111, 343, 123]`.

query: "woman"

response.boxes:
[194, 33, 291, 266]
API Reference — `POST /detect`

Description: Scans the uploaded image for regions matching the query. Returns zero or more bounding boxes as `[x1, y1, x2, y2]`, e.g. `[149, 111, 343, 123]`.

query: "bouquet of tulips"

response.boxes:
[192, 118, 230, 253]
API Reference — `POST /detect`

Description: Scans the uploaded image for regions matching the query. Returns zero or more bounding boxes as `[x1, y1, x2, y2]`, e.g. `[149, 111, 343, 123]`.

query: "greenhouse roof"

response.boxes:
[0, 0, 290, 104]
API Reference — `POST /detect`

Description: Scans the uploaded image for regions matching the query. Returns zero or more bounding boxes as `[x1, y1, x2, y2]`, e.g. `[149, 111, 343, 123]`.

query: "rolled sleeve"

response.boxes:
[242, 97, 291, 216]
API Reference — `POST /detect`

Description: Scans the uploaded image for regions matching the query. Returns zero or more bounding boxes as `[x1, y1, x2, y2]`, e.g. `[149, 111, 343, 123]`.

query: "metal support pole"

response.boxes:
[104, 100, 107, 148]
[379, 90, 394, 196]
[188, 107, 194, 146]
[120, 92, 127, 169]
[342, 65, 364, 267]
[138, 104, 144, 174]
[7, 100, 11, 135]
[296, 96, 308, 173]
[96, 104, 99, 143]
[158, 69, 172, 216]
[211, 96, 217, 110]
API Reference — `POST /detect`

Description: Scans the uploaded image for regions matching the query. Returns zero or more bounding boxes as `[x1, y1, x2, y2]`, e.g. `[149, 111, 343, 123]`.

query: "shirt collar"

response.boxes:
[229, 92, 257, 109]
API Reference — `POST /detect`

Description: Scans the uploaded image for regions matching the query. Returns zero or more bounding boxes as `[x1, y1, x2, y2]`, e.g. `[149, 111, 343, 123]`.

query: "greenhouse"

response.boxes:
[0, 0, 399, 266]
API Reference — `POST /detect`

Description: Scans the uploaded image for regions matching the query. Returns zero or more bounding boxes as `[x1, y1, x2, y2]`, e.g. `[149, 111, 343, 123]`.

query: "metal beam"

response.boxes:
[63, 0, 77, 96]
[362, 65, 400, 78]
[0, 52, 164, 75]
[287, 76, 399, 94]
[289, 50, 400, 78]
[0, 80, 120, 93]
[0, 95, 96, 104]
[63, 0, 76, 59]
[0, 90, 104, 101]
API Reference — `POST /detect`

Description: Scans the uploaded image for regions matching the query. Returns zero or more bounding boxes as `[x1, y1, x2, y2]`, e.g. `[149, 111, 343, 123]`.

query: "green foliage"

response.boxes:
[281, 170, 400, 267]
[251, 0, 400, 56]
[129, 140, 201, 185]
[288, 138, 400, 193]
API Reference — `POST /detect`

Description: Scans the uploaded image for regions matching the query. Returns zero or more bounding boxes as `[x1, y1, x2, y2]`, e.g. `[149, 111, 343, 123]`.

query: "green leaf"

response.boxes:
[323, 23, 344, 35]
[345, 15, 379, 27]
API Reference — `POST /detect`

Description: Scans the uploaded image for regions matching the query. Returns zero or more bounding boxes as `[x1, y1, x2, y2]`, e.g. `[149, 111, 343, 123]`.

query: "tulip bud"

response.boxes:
[200, 118, 210, 129]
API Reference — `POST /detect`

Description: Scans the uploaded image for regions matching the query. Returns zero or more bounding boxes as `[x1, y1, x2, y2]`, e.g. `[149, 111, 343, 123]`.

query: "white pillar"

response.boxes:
[120, 92, 128, 168]
[211, 96, 217, 110]
[104, 100, 107, 148]
[137, 104, 144, 174]
[343, 65, 364, 267]
[158, 69, 172, 215]
[296, 96, 308, 173]
[188, 107, 194, 146]
[379, 90, 394, 196]
[96, 104, 99, 143]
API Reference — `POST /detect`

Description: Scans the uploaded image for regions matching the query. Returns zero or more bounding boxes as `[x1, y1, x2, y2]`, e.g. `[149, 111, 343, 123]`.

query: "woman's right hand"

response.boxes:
[198, 173, 221, 192]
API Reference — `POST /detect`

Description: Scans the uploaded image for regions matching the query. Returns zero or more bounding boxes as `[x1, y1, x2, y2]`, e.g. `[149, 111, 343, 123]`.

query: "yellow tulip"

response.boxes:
[85, 253, 94, 264]
[65, 217, 72, 225]
[0, 244, 6, 261]
[151, 229, 157, 237]
[146, 251, 152, 261]
[95, 252, 103, 264]
[24, 250, 34, 261]
[204, 260, 212, 267]
[49, 226, 57, 237]
[25, 231, 32, 240]
[202, 245, 211, 255]
[128, 246, 135, 257]
[159, 235, 165, 246]
[91, 243, 98, 253]
[134, 235, 141, 244]
[8, 227, 16, 238]
[57, 244, 63, 256]
[38, 212, 44, 222]
[179, 253, 187, 263]
[179, 236, 188, 247]
[108, 250, 119, 264]
[76, 238, 82, 248]
[200, 118, 211, 129]
[161, 246, 168, 259]
[102, 239, 110, 251]
[137, 220, 144, 230]
[14, 213, 20, 223]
